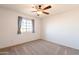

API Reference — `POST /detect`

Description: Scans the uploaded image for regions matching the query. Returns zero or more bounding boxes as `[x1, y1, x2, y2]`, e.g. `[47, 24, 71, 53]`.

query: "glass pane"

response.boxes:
[21, 19, 27, 33]
[26, 20, 32, 24]
[26, 26, 32, 28]
[26, 20, 32, 32]
[21, 19, 33, 33]
[21, 28, 26, 33]
[27, 28, 32, 32]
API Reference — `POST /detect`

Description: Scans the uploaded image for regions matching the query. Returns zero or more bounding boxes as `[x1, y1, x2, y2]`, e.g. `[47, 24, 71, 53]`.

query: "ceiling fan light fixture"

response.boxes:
[37, 11, 42, 14]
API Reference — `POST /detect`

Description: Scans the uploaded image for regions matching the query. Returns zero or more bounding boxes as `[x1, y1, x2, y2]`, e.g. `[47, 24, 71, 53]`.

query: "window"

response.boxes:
[17, 16, 35, 34]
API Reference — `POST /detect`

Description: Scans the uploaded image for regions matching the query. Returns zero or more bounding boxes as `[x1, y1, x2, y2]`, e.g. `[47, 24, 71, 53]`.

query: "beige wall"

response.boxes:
[0, 7, 41, 48]
[1, 5, 79, 50]
[42, 8, 79, 49]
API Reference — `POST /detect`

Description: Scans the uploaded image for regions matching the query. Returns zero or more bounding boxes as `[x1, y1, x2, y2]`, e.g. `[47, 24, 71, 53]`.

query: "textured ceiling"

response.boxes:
[0, 4, 79, 19]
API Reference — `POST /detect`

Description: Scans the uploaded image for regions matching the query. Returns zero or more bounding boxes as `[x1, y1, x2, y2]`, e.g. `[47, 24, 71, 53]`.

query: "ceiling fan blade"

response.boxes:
[43, 5, 51, 10]
[43, 11, 49, 15]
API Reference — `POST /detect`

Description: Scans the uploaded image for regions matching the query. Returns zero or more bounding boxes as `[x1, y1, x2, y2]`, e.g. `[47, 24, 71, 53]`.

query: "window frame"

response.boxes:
[17, 16, 35, 34]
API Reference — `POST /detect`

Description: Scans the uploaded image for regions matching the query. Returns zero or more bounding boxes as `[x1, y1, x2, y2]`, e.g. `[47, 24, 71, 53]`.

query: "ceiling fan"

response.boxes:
[32, 5, 52, 16]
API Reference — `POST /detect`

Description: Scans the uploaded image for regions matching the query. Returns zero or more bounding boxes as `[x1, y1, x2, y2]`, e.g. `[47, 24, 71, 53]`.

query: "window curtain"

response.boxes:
[32, 19, 35, 33]
[17, 16, 22, 34]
